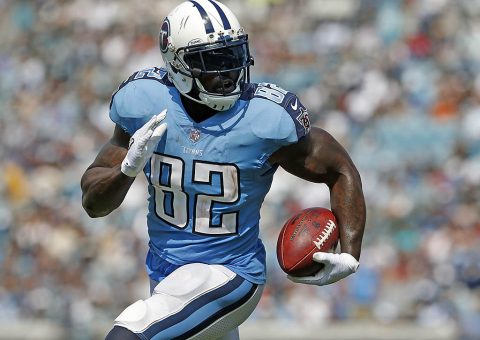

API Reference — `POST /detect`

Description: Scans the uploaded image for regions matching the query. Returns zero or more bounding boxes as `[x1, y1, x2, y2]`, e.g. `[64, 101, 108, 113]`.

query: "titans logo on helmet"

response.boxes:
[159, 19, 170, 52]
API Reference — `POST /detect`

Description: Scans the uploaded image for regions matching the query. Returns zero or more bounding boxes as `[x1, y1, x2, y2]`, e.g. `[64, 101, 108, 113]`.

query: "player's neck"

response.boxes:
[180, 95, 219, 123]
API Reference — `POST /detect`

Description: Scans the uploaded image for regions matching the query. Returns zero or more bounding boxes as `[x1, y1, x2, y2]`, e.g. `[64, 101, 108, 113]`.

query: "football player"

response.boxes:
[80, 1, 366, 339]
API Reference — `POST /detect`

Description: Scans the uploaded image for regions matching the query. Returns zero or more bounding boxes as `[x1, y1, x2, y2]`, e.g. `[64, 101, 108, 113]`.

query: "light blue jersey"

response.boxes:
[109, 67, 310, 284]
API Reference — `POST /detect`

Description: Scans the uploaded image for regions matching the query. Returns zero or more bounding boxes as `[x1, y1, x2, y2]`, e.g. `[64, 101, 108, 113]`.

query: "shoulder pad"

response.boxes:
[244, 83, 311, 139]
[109, 67, 172, 109]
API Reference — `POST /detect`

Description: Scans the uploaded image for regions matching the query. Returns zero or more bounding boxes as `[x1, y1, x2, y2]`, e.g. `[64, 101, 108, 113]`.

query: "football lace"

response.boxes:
[316, 220, 336, 247]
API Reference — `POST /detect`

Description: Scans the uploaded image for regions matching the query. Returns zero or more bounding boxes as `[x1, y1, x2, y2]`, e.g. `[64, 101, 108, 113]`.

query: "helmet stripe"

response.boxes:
[207, 0, 232, 30]
[189, 1, 215, 34]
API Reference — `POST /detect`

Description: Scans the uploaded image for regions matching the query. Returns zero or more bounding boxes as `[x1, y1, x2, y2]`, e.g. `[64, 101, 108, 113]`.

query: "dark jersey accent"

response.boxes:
[283, 93, 311, 139]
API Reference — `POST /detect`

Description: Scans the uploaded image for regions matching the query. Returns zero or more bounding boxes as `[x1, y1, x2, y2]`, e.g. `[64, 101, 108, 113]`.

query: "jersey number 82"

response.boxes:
[149, 153, 240, 236]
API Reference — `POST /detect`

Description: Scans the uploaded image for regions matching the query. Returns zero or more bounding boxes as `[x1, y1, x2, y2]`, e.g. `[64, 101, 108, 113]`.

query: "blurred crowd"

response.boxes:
[1, 0, 480, 338]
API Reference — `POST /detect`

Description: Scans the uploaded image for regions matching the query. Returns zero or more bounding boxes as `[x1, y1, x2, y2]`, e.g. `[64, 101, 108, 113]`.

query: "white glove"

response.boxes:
[287, 252, 359, 286]
[121, 110, 167, 177]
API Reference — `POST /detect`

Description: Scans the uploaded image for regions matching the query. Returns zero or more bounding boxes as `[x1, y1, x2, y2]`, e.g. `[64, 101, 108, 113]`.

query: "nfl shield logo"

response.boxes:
[189, 128, 201, 143]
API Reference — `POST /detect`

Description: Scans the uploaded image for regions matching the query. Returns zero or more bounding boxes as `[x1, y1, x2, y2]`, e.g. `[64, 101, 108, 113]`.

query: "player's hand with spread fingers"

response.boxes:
[287, 252, 359, 286]
[121, 109, 168, 177]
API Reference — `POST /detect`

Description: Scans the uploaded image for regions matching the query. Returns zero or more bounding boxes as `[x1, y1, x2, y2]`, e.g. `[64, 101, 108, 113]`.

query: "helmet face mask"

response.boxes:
[160, 0, 253, 111]
[181, 35, 252, 96]
[183, 38, 250, 73]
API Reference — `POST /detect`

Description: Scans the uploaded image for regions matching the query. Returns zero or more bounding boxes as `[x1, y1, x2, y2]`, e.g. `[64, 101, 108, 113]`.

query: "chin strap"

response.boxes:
[179, 79, 239, 111]
[182, 90, 237, 111]
[194, 79, 240, 111]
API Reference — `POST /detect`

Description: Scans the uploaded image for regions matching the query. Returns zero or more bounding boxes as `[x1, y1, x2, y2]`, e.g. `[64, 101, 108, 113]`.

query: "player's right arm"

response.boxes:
[81, 125, 134, 218]
[81, 111, 167, 217]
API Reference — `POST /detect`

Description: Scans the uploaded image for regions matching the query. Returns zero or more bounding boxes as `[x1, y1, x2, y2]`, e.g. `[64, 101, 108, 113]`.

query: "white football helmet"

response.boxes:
[159, 0, 253, 111]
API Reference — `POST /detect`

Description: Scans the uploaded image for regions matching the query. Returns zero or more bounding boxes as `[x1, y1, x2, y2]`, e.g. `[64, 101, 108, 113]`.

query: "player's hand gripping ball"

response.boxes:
[277, 207, 339, 276]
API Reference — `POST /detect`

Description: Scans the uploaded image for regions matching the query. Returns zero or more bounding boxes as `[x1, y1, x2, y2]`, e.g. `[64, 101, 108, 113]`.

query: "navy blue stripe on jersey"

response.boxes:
[173, 283, 258, 339]
[208, 0, 232, 30]
[284, 94, 311, 140]
[142, 274, 245, 338]
[190, 1, 215, 34]
[109, 67, 171, 109]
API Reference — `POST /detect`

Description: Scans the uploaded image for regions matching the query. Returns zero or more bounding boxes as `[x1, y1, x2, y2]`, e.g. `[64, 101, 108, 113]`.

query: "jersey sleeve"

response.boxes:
[109, 86, 135, 136]
[250, 84, 311, 149]
[281, 93, 311, 142]
[109, 68, 170, 136]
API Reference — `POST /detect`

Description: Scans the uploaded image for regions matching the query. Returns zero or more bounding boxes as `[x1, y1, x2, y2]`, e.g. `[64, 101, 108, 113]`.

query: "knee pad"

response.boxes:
[115, 293, 182, 333]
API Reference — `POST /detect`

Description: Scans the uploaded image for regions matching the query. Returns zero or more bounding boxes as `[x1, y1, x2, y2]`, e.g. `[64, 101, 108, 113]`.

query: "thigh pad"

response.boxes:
[114, 263, 236, 333]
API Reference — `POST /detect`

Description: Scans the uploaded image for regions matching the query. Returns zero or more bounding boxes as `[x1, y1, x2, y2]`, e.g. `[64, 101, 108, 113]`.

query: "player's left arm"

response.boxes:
[269, 127, 366, 285]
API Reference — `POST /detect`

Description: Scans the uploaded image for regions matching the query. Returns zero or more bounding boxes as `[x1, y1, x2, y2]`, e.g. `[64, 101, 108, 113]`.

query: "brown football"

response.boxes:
[277, 207, 339, 276]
